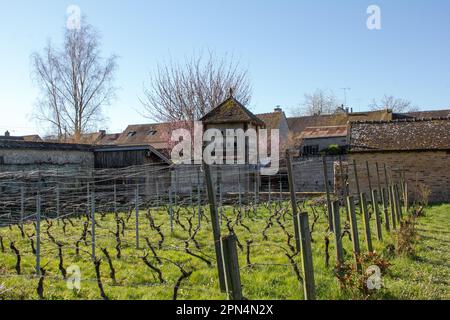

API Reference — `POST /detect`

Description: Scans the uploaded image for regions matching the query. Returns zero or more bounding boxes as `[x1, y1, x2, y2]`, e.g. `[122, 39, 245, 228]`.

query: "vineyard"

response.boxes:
[0, 161, 448, 300]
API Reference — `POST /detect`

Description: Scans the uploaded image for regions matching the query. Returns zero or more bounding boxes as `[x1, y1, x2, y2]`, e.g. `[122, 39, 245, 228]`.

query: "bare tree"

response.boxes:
[31, 18, 117, 142]
[140, 52, 252, 122]
[369, 95, 418, 113]
[291, 89, 340, 116]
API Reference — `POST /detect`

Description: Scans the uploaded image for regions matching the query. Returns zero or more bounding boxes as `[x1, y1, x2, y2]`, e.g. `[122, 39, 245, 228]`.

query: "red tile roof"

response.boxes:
[301, 126, 348, 139]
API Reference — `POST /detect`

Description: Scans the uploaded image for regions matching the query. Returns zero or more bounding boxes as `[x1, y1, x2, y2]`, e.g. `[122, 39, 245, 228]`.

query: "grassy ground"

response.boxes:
[0, 200, 448, 300]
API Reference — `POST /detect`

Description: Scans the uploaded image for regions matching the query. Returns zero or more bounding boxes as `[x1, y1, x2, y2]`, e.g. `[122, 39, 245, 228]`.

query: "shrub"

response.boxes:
[396, 216, 417, 256]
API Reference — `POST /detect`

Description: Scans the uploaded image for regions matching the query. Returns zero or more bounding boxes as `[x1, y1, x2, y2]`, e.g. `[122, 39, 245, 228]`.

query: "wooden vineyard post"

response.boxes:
[91, 190, 96, 261]
[56, 183, 60, 220]
[36, 191, 41, 276]
[296, 212, 316, 300]
[113, 183, 117, 216]
[169, 187, 174, 235]
[135, 185, 140, 249]
[331, 201, 344, 264]
[360, 193, 373, 253]
[365, 161, 376, 217]
[197, 168, 202, 228]
[20, 186, 24, 226]
[382, 188, 391, 232]
[352, 160, 362, 214]
[404, 181, 409, 214]
[339, 155, 350, 221]
[376, 162, 383, 205]
[347, 196, 361, 272]
[389, 185, 397, 230]
[322, 156, 334, 232]
[286, 150, 301, 252]
[394, 184, 403, 221]
[203, 163, 226, 292]
[372, 189, 383, 241]
[221, 234, 243, 300]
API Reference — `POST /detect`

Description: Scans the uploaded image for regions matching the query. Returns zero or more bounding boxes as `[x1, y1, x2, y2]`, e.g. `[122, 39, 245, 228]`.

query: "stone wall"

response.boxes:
[292, 155, 346, 193]
[347, 151, 450, 203]
[0, 148, 94, 172]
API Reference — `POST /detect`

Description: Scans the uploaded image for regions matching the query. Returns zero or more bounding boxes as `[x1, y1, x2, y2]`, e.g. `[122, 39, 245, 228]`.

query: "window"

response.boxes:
[0, 156, 3, 165]
[127, 131, 136, 137]
[303, 145, 319, 155]
[148, 130, 157, 136]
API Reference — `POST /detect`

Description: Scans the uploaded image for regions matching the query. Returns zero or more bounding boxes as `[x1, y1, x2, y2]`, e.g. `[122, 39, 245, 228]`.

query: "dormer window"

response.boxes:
[148, 130, 157, 136]
[128, 131, 136, 137]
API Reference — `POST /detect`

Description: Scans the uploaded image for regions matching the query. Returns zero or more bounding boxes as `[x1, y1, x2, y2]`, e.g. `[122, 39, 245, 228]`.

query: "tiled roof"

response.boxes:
[301, 126, 348, 139]
[287, 110, 393, 136]
[256, 111, 284, 130]
[0, 135, 42, 142]
[99, 133, 121, 145]
[0, 139, 93, 151]
[114, 122, 187, 150]
[199, 97, 265, 126]
[393, 109, 450, 120]
[349, 118, 450, 152]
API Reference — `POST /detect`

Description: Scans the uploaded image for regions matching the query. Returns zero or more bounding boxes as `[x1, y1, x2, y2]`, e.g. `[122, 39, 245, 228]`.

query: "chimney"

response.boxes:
[274, 105, 282, 112]
[4, 130, 10, 137]
[99, 130, 106, 136]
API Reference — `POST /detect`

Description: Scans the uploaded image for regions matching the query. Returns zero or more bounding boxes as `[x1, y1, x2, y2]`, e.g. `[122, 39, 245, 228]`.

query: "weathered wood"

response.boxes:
[404, 181, 409, 214]
[382, 187, 391, 232]
[203, 163, 226, 292]
[346, 196, 362, 272]
[338, 155, 350, 220]
[322, 156, 334, 232]
[221, 234, 243, 300]
[352, 160, 363, 214]
[360, 193, 373, 253]
[286, 151, 301, 252]
[135, 186, 140, 249]
[35, 193, 41, 276]
[331, 201, 344, 264]
[372, 189, 383, 241]
[394, 184, 402, 221]
[169, 187, 174, 235]
[297, 212, 316, 300]
[389, 185, 397, 230]
[91, 191, 96, 261]
[365, 161, 373, 192]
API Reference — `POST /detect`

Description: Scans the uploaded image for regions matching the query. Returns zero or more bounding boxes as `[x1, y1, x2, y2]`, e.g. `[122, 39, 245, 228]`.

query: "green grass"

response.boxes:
[0, 201, 448, 300]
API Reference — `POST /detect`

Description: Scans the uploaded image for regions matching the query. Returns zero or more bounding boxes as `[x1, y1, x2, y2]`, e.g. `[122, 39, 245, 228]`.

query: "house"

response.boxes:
[299, 125, 348, 155]
[0, 131, 42, 142]
[287, 109, 393, 147]
[347, 117, 450, 203]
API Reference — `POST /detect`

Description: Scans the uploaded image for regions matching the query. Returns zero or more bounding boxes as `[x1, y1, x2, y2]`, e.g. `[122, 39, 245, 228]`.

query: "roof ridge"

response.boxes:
[352, 116, 450, 124]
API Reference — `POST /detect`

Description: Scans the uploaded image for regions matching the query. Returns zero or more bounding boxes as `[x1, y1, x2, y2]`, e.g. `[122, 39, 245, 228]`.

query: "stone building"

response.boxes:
[347, 117, 450, 203]
[298, 125, 348, 155]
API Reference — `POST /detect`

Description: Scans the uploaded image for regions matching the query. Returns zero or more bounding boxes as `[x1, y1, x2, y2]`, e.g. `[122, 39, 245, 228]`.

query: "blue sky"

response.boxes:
[0, 0, 449, 136]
